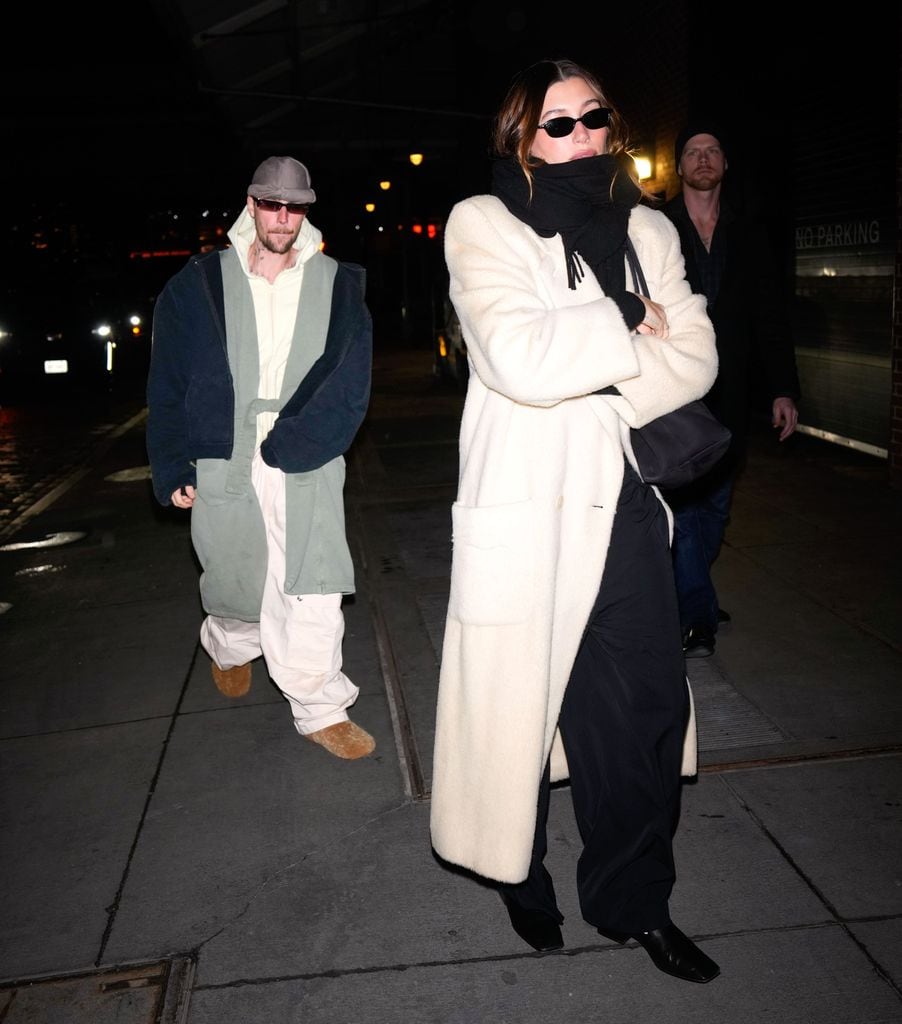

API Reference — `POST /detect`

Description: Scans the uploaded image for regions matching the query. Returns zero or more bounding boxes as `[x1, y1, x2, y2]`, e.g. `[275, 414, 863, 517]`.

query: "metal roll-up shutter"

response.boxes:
[791, 51, 896, 457]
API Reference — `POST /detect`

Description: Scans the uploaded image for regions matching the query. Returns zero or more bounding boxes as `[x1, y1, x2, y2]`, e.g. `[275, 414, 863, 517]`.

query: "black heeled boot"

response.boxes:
[501, 897, 564, 952]
[600, 922, 719, 983]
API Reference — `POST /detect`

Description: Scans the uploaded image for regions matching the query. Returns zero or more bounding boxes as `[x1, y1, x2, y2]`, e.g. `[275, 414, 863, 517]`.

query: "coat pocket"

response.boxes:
[447, 499, 533, 625]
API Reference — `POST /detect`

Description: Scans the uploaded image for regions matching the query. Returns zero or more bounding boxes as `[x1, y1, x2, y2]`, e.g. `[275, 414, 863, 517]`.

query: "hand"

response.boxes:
[772, 397, 799, 441]
[171, 484, 196, 509]
[635, 296, 670, 340]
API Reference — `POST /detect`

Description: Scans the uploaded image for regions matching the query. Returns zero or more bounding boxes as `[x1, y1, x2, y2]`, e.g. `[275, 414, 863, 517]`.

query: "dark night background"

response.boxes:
[9, 5, 894, 207]
[1, 2, 898, 336]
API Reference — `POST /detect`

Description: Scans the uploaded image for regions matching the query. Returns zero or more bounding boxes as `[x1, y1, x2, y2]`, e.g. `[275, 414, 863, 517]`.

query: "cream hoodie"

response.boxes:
[227, 208, 324, 446]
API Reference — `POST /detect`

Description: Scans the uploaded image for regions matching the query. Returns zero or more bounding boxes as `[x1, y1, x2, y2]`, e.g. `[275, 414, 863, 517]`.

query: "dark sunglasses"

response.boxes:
[254, 197, 309, 215]
[538, 107, 613, 139]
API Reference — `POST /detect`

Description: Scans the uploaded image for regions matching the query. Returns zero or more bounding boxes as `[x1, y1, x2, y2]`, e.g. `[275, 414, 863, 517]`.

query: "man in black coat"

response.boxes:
[663, 123, 801, 657]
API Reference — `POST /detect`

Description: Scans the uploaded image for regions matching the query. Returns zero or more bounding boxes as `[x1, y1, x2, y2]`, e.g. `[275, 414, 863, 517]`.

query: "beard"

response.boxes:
[682, 167, 723, 192]
[258, 224, 301, 254]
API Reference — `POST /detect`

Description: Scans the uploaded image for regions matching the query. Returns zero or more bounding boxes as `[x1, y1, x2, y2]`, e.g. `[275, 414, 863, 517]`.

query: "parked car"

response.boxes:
[0, 267, 155, 404]
[432, 296, 469, 392]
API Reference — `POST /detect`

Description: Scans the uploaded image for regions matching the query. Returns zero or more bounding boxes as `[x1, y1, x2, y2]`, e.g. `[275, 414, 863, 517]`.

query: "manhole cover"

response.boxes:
[0, 957, 194, 1024]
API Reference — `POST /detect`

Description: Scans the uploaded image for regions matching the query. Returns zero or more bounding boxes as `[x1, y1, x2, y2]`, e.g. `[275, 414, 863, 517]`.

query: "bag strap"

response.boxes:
[624, 236, 649, 297]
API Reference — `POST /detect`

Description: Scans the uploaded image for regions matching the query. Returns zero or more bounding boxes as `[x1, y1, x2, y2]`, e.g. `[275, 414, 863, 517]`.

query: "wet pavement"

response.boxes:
[0, 389, 147, 542]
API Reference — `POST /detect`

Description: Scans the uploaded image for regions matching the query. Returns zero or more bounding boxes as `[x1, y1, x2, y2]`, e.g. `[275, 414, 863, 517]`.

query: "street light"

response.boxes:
[632, 150, 654, 181]
[633, 154, 653, 181]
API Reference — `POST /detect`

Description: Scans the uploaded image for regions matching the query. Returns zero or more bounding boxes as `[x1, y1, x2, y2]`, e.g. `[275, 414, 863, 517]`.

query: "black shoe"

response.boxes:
[632, 923, 720, 983]
[682, 626, 715, 658]
[717, 608, 731, 625]
[502, 903, 564, 952]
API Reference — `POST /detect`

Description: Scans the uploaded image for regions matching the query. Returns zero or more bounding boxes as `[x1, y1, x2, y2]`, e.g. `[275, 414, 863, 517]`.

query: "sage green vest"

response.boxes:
[190, 247, 354, 621]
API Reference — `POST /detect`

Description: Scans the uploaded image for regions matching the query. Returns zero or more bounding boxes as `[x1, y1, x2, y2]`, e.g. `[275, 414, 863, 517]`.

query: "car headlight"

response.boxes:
[93, 323, 113, 338]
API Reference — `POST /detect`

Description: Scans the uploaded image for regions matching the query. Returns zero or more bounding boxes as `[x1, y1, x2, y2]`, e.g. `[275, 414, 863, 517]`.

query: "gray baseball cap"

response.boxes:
[247, 156, 317, 204]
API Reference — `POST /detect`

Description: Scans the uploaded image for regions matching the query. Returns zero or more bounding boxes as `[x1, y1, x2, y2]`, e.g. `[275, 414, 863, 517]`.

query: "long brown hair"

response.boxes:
[492, 58, 639, 196]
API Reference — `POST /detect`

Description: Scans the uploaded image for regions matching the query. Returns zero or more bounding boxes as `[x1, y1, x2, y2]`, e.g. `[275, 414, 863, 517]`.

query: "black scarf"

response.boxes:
[491, 154, 641, 293]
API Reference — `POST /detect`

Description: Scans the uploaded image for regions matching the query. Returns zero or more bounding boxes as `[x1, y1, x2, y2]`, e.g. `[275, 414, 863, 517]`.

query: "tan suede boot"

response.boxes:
[211, 662, 252, 698]
[305, 720, 375, 759]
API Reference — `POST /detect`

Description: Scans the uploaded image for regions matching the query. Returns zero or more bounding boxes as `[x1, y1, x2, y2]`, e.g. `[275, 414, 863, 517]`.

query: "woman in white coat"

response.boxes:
[429, 58, 720, 984]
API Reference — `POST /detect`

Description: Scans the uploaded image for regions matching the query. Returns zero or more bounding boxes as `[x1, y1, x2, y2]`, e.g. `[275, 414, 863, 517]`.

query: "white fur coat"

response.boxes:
[429, 196, 718, 884]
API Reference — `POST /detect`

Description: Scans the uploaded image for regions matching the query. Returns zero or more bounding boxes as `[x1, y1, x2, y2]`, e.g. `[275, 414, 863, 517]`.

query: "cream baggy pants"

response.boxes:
[200, 452, 360, 736]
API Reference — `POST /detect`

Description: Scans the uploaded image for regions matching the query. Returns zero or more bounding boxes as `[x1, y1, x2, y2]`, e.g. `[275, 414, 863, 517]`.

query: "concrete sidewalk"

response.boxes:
[1, 349, 901, 1023]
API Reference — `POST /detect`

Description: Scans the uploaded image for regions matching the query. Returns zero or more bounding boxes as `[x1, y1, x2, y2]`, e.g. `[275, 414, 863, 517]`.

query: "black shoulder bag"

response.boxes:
[623, 238, 731, 490]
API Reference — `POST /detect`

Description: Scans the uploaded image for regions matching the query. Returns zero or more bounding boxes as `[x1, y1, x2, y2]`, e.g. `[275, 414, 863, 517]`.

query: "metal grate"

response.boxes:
[689, 658, 787, 750]
[0, 957, 194, 1024]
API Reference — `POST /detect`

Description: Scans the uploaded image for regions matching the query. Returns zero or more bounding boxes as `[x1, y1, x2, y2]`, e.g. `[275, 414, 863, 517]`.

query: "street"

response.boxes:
[0, 389, 148, 543]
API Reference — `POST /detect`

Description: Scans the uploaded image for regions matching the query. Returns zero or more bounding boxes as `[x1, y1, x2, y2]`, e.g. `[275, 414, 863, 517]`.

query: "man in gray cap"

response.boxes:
[663, 125, 801, 658]
[147, 155, 376, 759]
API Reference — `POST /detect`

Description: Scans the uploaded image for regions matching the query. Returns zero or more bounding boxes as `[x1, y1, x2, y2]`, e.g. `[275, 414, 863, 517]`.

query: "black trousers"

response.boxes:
[501, 459, 689, 934]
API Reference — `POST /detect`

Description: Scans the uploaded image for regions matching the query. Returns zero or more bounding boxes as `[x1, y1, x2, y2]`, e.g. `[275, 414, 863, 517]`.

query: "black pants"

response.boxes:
[501, 460, 689, 934]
